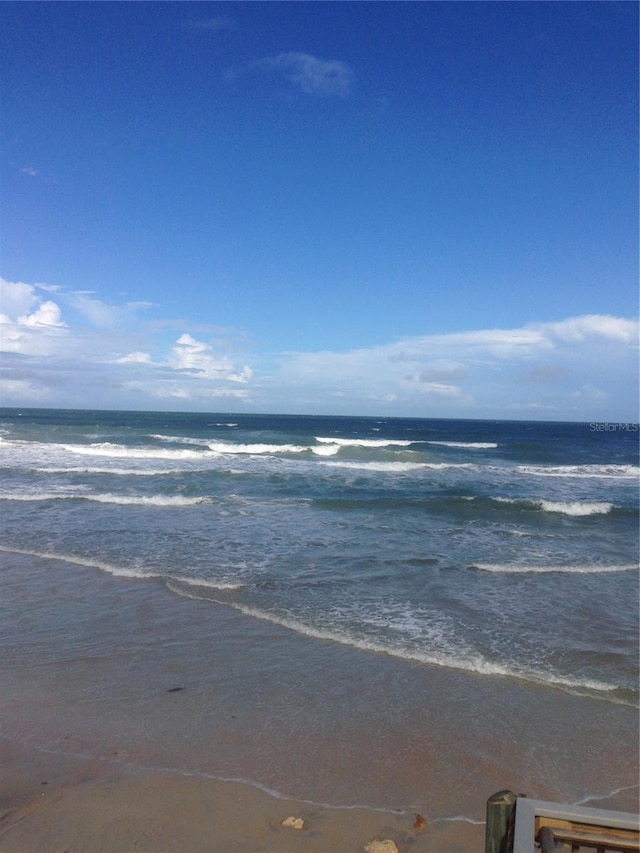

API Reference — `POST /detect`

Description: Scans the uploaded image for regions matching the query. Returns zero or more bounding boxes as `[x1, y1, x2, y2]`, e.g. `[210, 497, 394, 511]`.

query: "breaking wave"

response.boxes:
[315, 436, 413, 448]
[0, 491, 208, 506]
[62, 442, 209, 460]
[0, 545, 245, 590]
[517, 464, 639, 479]
[169, 591, 630, 704]
[493, 497, 615, 516]
[426, 441, 498, 449]
[470, 563, 639, 574]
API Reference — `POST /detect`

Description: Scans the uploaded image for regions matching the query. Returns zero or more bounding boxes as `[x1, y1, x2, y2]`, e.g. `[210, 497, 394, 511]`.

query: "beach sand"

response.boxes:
[0, 737, 483, 852]
[1, 552, 637, 852]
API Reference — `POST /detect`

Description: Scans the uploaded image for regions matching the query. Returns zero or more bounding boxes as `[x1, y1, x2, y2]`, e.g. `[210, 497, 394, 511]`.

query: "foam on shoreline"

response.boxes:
[1, 548, 638, 848]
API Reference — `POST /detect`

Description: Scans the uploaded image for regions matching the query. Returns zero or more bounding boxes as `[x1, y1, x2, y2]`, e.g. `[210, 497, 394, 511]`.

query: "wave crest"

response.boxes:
[0, 492, 208, 507]
[493, 497, 615, 516]
[426, 441, 498, 449]
[315, 437, 413, 448]
[189, 596, 632, 704]
[470, 562, 639, 574]
[517, 464, 639, 479]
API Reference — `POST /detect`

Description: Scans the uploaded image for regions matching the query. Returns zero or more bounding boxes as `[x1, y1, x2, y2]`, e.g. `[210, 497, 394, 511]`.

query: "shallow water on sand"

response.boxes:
[2, 552, 637, 823]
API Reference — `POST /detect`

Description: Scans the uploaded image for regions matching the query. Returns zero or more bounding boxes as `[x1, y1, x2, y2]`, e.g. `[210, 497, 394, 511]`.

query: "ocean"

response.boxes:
[1, 408, 638, 824]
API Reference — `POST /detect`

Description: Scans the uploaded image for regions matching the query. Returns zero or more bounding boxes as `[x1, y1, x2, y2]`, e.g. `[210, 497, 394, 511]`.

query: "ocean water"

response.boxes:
[1, 408, 639, 818]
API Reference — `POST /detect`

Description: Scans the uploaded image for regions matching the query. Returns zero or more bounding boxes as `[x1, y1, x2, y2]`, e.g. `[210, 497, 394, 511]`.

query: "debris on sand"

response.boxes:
[364, 839, 399, 853]
[413, 813, 427, 830]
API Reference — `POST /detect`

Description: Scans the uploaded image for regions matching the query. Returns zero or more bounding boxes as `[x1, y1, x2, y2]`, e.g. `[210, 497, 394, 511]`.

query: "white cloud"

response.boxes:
[115, 351, 152, 365]
[545, 314, 638, 343]
[0, 378, 50, 401]
[18, 300, 65, 328]
[0, 279, 68, 357]
[413, 381, 469, 399]
[0, 278, 637, 421]
[229, 52, 355, 97]
[170, 333, 235, 379]
[265, 314, 638, 418]
[66, 292, 152, 327]
[0, 279, 254, 407]
[1, 278, 41, 317]
[228, 365, 253, 384]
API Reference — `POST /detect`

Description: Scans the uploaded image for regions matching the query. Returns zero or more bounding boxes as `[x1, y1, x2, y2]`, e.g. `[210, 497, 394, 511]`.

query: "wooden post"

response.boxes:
[485, 790, 517, 853]
[537, 826, 556, 853]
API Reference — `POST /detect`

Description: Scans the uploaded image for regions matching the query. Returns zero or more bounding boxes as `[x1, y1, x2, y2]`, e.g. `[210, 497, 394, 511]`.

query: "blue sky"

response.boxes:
[1, 1, 638, 420]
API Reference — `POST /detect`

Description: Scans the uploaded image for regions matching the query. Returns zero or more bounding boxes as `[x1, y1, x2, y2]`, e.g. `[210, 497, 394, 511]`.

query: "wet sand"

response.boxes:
[1, 737, 486, 853]
[1, 552, 637, 851]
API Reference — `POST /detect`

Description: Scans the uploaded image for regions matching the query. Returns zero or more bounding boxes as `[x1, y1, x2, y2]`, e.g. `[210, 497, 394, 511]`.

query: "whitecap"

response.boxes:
[426, 441, 498, 449]
[207, 441, 308, 455]
[61, 442, 209, 460]
[320, 461, 429, 473]
[0, 492, 208, 507]
[315, 437, 413, 448]
[493, 497, 614, 516]
[471, 563, 639, 574]
[517, 464, 639, 479]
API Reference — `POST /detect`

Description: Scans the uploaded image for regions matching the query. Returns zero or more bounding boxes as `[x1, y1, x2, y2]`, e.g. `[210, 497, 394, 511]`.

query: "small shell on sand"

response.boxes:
[364, 840, 399, 853]
[282, 816, 305, 830]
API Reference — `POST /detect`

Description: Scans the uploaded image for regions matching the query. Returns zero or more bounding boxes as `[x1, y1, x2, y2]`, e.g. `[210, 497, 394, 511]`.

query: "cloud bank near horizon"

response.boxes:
[0, 278, 637, 420]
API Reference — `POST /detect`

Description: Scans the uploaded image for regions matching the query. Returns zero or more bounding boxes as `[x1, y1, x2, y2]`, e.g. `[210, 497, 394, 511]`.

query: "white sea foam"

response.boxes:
[321, 460, 478, 473]
[539, 500, 613, 515]
[494, 497, 614, 516]
[0, 491, 208, 506]
[573, 783, 640, 807]
[0, 545, 244, 590]
[33, 466, 178, 476]
[0, 545, 163, 580]
[89, 493, 207, 507]
[166, 578, 244, 597]
[310, 444, 341, 456]
[433, 816, 486, 826]
[149, 434, 211, 447]
[421, 463, 478, 470]
[517, 464, 640, 479]
[471, 563, 639, 574]
[426, 441, 498, 449]
[207, 441, 307, 455]
[189, 596, 624, 700]
[321, 460, 430, 473]
[315, 436, 413, 448]
[61, 442, 209, 460]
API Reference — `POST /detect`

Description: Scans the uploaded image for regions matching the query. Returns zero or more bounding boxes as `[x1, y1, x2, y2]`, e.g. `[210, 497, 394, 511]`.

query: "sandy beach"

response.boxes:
[0, 736, 485, 853]
[1, 738, 636, 853]
[1, 549, 637, 852]
[0, 552, 485, 852]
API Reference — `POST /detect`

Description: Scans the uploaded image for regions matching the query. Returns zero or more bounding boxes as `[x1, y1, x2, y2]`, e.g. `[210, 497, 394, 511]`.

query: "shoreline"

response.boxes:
[1, 549, 638, 851]
[0, 738, 483, 853]
[2, 738, 637, 853]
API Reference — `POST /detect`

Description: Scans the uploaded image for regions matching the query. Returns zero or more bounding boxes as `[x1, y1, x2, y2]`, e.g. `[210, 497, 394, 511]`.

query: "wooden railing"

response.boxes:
[485, 791, 640, 853]
[537, 823, 639, 852]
